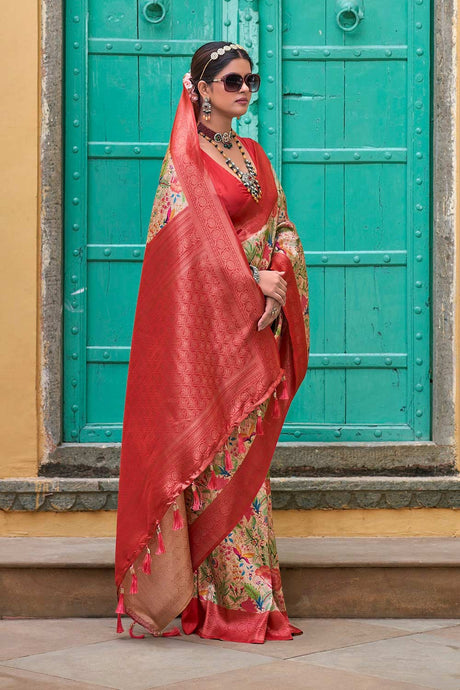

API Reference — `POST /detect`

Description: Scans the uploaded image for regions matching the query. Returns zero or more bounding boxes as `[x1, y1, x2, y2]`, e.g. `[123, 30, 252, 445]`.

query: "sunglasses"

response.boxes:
[211, 72, 261, 93]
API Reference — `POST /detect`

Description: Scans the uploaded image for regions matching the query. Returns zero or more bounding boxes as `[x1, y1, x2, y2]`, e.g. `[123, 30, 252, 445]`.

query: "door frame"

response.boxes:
[38, 0, 458, 476]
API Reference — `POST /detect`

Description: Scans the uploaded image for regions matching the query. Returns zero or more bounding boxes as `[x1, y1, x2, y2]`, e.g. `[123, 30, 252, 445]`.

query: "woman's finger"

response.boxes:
[258, 301, 277, 330]
[259, 296, 284, 329]
[275, 289, 286, 304]
[275, 271, 287, 287]
[258, 316, 276, 330]
[258, 312, 271, 330]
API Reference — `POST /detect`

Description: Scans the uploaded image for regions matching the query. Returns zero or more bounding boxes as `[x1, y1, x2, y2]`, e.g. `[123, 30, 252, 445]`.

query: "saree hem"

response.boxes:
[124, 588, 194, 636]
[180, 596, 303, 644]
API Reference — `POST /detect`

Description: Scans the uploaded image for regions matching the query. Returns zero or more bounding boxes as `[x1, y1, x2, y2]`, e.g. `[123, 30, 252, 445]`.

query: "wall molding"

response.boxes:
[1, 476, 459, 511]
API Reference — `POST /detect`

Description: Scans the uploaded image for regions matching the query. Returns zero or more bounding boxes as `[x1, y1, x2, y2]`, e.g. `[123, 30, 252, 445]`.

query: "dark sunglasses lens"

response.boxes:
[246, 74, 260, 92]
[223, 74, 244, 91]
[221, 73, 261, 92]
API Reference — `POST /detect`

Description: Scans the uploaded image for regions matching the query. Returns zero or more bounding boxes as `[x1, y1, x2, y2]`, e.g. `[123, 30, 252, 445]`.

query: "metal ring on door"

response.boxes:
[335, 1, 364, 32]
[142, 1, 166, 24]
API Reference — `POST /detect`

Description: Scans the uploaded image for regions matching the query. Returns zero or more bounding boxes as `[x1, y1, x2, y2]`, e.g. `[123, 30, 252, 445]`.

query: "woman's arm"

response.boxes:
[262, 165, 310, 340]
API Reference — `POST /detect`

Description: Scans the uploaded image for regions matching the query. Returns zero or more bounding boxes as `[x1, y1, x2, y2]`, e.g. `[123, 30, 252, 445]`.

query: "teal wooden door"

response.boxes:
[64, 1, 431, 444]
[259, 0, 431, 442]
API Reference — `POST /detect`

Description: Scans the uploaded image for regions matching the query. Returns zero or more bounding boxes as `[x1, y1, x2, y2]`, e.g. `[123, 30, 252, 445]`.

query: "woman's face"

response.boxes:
[198, 58, 253, 120]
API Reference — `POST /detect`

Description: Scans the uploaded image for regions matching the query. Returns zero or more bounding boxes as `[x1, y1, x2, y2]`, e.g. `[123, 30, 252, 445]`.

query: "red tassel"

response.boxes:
[280, 377, 289, 400]
[129, 566, 138, 594]
[116, 587, 125, 633]
[155, 524, 166, 554]
[161, 626, 182, 637]
[272, 393, 281, 418]
[172, 502, 184, 530]
[208, 467, 219, 490]
[191, 483, 202, 510]
[129, 621, 145, 639]
[224, 448, 232, 471]
[142, 546, 151, 574]
[115, 587, 125, 614]
[256, 411, 264, 435]
[238, 432, 245, 454]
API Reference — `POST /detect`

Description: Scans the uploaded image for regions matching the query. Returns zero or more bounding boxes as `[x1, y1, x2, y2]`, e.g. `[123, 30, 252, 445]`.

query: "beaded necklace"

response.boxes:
[198, 126, 262, 203]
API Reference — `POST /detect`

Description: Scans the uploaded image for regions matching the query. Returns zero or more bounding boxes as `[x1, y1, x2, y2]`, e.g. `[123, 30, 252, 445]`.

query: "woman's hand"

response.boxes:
[258, 269, 287, 306]
[257, 296, 282, 331]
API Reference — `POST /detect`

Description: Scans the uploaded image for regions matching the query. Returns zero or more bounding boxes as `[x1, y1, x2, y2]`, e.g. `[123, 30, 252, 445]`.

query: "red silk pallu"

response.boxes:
[115, 83, 310, 638]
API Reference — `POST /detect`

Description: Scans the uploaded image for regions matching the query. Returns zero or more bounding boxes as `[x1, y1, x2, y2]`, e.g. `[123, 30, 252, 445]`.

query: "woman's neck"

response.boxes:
[197, 113, 233, 133]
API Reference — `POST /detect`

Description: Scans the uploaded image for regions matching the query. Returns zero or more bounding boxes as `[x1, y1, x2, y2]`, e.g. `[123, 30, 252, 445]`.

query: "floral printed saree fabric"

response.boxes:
[114, 83, 310, 642]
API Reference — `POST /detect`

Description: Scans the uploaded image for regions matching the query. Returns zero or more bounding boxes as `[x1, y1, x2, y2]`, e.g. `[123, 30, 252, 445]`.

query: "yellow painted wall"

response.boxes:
[1, 508, 459, 538]
[0, 1, 39, 478]
[457, 0, 460, 473]
[0, 3, 458, 537]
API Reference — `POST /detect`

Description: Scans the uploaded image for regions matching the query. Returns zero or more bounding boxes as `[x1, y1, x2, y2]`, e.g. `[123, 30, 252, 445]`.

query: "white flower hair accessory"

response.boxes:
[182, 72, 199, 102]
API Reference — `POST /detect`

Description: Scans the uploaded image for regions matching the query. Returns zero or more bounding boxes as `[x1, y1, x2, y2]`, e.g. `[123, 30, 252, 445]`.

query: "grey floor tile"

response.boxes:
[177, 617, 412, 658]
[2, 618, 458, 689]
[0, 665, 110, 689]
[359, 619, 460, 633]
[0, 618, 118, 661]
[290, 633, 460, 689]
[417, 625, 460, 643]
[159, 659, 430, 690]
[2, 637, 276, 690]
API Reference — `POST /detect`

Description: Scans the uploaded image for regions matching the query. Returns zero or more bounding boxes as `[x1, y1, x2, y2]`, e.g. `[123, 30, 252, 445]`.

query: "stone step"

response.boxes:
[2, 475, 460, 511]
[39, 441, 459, 475]
[1, 537, 458, 619]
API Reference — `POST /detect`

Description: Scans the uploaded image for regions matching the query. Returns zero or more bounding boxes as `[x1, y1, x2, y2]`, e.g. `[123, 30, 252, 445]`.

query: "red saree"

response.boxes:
[114, 83, 310, 643]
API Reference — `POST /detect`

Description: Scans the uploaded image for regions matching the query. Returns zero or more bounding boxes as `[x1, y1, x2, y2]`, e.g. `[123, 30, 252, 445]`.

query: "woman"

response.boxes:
[115, 41, 310, 644]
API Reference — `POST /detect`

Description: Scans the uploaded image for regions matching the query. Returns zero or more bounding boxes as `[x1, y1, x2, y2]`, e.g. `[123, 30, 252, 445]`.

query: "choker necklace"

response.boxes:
[197, 122, 235, 149]
[198, 128, 262, 203]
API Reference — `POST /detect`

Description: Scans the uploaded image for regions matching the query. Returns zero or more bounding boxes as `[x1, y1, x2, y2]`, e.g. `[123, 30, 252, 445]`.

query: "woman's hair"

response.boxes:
[190, 41, 253, 107]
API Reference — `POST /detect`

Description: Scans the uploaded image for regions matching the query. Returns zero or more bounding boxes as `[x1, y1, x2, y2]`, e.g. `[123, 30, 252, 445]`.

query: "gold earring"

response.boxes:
[202, 96, 211, 121]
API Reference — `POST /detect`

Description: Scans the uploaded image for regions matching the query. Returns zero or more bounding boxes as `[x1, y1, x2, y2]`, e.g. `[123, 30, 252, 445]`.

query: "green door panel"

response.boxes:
[64, 0, 431, 444]
[259, 0, 431, 441]
[65, 0, 228, 442]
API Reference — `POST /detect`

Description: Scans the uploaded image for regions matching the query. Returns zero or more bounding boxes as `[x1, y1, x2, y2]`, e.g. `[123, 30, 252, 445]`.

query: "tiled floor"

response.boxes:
[0, 617, 459, 689]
